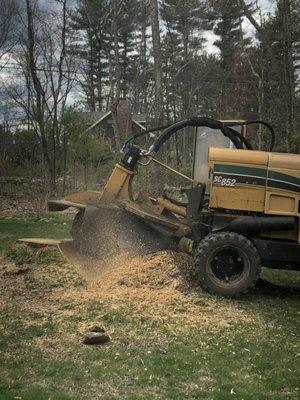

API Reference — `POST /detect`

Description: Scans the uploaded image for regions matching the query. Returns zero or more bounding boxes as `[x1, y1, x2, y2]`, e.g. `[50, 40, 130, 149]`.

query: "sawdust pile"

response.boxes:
[96, 250, 195, 295]
[67, 250, 196, 306]
[63, 250, 259, 326]
[0, 247, 260, 328]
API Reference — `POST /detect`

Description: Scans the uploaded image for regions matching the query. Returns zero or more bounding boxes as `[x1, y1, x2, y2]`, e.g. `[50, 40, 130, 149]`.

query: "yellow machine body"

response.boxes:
[209, 148, 300, 242]
[209, 148, 300, 216]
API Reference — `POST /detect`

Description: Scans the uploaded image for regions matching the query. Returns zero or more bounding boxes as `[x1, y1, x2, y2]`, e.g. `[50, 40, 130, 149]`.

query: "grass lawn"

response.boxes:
[0, 215, 299, 399]
[0, 214, 71, 252]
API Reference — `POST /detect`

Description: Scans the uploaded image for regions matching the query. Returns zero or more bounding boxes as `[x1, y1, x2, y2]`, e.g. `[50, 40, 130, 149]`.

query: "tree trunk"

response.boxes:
[26, 0, 55, 194]
[149, 0, 164, 125]
[140, 18, 148, 113]
[107, 46, 114, 107]
[111, 0, 122, 150]
[88, 30, 96, 111]
[282, 0, 295, 152]
[62, 128, 67, 195]
[97, 49, 102, 110]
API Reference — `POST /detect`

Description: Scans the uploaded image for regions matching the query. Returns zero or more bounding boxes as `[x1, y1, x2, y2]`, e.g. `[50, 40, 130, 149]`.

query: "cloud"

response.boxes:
[203, 30, 219, 55]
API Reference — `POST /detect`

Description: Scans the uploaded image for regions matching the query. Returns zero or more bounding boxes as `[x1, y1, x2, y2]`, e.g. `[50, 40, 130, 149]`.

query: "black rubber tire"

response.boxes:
[194, 232, 261, 297]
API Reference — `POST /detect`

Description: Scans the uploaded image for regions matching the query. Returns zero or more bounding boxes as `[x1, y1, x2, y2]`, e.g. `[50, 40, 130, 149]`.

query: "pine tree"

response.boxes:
[70, 0, 142, 112]
[160, 0, 208, 117]
[128, 2, 151, 114]
[206, 1, 254, 121]
[258, 0, 300, 151]
[161, 0, 206, 60]
[69, 0, 110, 111]
[117, 0, 140, 98]
[212, 0, 250, 72]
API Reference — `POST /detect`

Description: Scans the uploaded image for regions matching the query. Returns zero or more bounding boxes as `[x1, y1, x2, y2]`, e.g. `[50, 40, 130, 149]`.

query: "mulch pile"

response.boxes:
[0, 249, 260, 329]
[63, 250, 259, 327]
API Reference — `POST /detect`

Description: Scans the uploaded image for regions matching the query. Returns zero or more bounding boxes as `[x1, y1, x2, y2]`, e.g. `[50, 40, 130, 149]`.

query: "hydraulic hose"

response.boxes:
[226, 120, 275, 151]
[122, 122, 172, 149]
[122, 117, 275, 153]
[148, 117, 249, 154]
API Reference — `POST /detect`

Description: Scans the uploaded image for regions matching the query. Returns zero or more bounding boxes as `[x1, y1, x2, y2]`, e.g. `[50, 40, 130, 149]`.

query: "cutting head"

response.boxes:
[60, 205, 179, 270]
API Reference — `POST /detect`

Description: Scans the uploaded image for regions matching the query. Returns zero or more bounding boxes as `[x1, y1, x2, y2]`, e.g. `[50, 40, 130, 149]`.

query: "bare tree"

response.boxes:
[0, 0, 19, 66]
[6, 0, 76, 194]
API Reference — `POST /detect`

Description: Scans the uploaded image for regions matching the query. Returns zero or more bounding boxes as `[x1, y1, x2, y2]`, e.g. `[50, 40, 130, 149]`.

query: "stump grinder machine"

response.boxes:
[21, 117, 300, 297]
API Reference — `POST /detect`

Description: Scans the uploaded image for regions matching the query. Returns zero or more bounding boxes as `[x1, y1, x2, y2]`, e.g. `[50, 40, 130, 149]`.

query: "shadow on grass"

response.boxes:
[252, 278, 300, 299]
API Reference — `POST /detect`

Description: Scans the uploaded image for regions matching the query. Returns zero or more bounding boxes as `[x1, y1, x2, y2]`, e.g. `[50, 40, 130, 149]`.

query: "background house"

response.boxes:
[82, 99, 146, 149]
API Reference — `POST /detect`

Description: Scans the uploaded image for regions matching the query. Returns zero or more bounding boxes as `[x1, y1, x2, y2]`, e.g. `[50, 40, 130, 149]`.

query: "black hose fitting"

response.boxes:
[120, 143, 141, 170]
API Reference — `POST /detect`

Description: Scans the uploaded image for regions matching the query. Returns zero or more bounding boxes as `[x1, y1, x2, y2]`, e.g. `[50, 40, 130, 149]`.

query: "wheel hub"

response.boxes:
[210, 247, 247, 283]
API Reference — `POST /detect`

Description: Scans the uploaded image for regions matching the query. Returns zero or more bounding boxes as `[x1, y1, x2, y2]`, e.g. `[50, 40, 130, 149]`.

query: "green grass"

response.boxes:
[0, 214, 71, 252]
[4, 242, 65, 265]
[261, 267, 300, 288]
[0, 215, 299, 399]
[0, 298, 299, 400]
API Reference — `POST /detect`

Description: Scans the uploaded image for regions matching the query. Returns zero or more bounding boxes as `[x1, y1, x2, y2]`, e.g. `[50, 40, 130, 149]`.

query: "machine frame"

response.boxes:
[21, 117, 300, 297]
